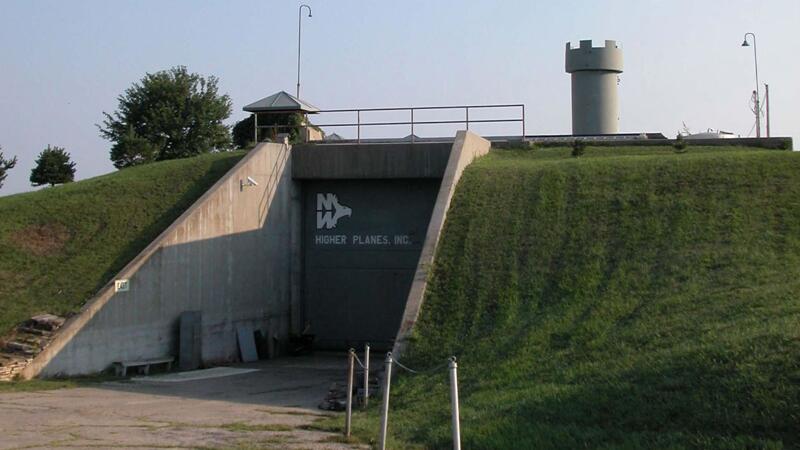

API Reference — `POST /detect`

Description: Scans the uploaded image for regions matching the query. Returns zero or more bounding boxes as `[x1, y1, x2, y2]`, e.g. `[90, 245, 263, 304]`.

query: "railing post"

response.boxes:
[379, 352, 393, 450]
[465, 107, 470, 131]
[449, 357, 461, 450]
[411, 108, 415, 143]
[363, 343, 370, 408]
[357, 110, 361, 144]
[521, 104, 526, 139]
[345, 349, 355, 437]
[253, 113, 258, 144]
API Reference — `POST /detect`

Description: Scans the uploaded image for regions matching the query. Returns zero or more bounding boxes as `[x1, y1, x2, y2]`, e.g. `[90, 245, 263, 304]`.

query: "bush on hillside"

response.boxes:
[673, 134, 687, 152]
[571, 139, 586, 157]
[232, 115, 255, 149]
[30, 145, 76, 187]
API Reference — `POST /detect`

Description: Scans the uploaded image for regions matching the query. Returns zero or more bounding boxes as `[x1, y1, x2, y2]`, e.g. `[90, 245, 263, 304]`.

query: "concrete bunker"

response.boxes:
[19, 132, 490, 377]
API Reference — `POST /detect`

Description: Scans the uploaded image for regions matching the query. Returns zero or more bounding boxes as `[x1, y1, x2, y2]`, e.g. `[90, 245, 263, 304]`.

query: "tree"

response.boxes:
[99, 66, 232, 169]
[232, 115, 255, 149]
[30, 145, 76, 186]
[0, 146, 18, 190]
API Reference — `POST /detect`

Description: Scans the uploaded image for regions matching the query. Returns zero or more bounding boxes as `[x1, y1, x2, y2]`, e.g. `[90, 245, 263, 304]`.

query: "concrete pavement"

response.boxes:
[0, 354, 365, 449]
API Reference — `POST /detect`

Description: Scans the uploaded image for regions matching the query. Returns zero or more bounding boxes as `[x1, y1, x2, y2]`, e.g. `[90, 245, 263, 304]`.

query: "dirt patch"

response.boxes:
[10, 223, 71, 256]
[0, 269, 24, 287]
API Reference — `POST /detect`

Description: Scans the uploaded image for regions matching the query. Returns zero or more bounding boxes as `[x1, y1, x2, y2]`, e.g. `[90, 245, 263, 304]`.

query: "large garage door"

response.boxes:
[303, 179, 440, 350]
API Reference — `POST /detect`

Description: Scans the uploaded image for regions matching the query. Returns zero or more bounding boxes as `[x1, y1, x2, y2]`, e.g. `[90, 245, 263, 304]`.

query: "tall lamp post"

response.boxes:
[296, 4, 312, 99]
[741, 32, 760, 138]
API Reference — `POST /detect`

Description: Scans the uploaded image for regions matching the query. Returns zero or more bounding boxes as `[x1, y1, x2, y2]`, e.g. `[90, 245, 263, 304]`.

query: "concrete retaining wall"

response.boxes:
[24, 143, 298, 378]
[528, 136, 793, 150]
[392, 131, 491, 357]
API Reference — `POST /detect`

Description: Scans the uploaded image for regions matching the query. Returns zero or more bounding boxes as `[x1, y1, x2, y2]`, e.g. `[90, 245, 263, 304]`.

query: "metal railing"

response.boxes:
[314, 103, 525, 143]
[343, 346, 462, 450]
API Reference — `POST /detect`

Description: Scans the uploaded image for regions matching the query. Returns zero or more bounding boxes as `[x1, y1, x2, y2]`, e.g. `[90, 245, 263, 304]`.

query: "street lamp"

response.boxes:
[296, 4, 312, 99]
[741, 32, 760, 137]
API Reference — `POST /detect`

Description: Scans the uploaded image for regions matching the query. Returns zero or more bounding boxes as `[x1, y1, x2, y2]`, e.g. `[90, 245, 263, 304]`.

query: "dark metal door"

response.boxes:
[303, 179, 440, 350]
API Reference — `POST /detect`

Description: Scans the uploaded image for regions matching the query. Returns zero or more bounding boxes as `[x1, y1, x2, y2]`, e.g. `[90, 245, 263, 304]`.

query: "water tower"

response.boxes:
[565, 40, 624, 135]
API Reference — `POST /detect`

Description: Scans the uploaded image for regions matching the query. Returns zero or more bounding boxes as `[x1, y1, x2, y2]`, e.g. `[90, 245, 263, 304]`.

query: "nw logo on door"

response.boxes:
[316, 193, 352, 230]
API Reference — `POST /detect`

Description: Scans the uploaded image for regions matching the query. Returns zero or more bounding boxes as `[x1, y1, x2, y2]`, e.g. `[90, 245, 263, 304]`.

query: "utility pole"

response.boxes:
[765, 84, 771, 138]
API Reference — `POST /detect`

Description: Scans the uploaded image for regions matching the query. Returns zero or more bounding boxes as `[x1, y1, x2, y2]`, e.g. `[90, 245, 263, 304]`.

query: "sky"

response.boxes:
[1, 0, 798, 196]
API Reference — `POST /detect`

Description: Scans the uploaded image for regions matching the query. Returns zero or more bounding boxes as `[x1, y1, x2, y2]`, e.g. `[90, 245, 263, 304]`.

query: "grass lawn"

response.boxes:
[332, 146, 800, 449]
[0, 151, 244, 336]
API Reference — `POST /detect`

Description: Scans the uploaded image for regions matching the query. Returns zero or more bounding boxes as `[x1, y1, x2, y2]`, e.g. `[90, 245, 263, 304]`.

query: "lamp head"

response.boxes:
[741, 39, 750, 47]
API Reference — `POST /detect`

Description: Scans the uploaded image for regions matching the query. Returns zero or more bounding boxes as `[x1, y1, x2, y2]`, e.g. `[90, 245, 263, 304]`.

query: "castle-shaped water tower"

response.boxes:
[565, 40, 624, 135]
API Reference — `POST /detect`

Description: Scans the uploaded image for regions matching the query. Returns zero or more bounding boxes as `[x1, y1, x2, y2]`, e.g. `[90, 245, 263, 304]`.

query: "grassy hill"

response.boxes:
[0, 151, 244, 335]
[339, 146, 800, 449]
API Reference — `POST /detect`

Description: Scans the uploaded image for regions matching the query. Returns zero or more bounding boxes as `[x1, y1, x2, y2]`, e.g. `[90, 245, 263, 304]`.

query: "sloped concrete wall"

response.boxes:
[393, 131, 491, 357]
[24, 143, 299, 378]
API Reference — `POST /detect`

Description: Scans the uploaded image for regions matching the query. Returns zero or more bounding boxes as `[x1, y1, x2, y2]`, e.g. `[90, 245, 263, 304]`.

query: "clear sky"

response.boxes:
[1, 0, 798, 195]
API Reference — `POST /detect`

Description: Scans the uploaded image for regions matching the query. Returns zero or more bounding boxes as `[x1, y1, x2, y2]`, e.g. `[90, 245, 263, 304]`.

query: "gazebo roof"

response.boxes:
[243, 91, 320, 113]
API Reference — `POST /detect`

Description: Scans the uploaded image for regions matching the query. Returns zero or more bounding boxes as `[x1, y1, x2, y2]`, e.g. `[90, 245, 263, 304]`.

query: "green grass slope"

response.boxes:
[344, 146, 800, 449]
[0, 152, 244, 335]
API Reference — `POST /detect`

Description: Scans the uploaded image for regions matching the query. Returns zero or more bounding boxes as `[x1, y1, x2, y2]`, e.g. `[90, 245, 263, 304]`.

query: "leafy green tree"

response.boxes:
[232, 115, 255, 149]
[0, 146, 18, 190]
[99, 66, 232, 169]
[30, 145, 76, 186]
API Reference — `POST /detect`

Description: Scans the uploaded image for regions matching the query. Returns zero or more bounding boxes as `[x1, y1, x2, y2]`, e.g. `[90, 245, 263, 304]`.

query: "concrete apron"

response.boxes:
[0, 354, 365, 450]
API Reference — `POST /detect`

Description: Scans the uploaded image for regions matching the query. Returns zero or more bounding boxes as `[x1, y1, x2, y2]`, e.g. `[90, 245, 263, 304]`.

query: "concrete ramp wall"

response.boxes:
[393, 131, 492, 356]
[23, 143, 298, 378]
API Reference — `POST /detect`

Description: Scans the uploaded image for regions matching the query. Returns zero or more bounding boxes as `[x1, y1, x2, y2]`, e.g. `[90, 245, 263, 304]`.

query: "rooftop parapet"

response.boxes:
[565, 39, 624, 73]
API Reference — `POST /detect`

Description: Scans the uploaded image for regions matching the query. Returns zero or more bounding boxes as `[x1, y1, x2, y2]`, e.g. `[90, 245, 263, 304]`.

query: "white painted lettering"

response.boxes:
[315, 234, 347, 245]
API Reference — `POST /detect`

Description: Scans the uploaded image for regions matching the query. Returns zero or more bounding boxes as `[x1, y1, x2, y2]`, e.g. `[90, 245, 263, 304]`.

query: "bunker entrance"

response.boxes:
[303, 179, 440, 350]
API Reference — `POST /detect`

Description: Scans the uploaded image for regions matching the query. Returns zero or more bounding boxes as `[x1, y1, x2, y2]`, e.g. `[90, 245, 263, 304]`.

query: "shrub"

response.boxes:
[30, 145, 76, 187]
[571, 139, 586, 158]
[674, 134, 687, 152]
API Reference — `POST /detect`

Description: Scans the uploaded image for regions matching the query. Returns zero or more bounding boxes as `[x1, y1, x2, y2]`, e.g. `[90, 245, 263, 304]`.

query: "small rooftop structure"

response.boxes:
[243, 91, 320, 143]
[243, 91, 320, 114]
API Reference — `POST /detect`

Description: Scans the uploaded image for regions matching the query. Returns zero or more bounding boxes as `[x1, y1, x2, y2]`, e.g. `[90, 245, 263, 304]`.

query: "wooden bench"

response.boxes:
[113, 357, 174, 377]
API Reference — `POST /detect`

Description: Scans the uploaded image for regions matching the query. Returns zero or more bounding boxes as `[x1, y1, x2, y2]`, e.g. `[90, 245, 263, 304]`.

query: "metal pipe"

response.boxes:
[253, 113, 258, 144]
[449, 357, 461, 450]
[317, 103, 524, 113]
[312, 104, 526, 140]
[345, 349, 354, 437]
[314, 118, 523, 128]
[379, 352, 393, 450]
[765, 83, 771, 138]
[411, 108, 415, 143]
[296, 4, 312, 99]
[363, 343, 370, 408]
